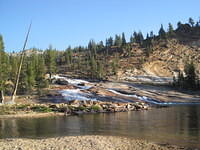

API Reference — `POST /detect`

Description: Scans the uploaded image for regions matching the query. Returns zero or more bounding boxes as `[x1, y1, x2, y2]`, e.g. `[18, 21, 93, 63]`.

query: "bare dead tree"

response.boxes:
[11, 23, 32, 104]
[0, 90, 4, 104]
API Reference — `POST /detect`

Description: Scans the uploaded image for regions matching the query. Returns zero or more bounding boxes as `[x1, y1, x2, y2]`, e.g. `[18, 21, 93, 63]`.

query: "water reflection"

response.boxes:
[0, 105, 200, 148]
[188, 106, 200, 137]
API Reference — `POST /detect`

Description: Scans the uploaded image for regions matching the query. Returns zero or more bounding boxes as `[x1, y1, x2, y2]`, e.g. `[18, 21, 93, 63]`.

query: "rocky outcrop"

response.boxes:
[1, 101, 150, 116]
[48, 100, 150, 115]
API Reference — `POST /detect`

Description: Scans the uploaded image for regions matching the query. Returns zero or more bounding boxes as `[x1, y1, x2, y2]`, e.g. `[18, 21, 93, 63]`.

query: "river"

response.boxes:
[0, 105, 200, 148]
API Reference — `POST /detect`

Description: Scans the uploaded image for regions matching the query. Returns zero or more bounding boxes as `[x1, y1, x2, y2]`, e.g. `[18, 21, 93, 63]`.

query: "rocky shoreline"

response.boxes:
[0, 135, 190, 150]
[0, 100, 149, 118]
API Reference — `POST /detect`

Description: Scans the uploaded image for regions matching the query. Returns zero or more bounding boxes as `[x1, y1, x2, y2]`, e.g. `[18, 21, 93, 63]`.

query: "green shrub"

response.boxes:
[31, 105, 52, 112]
[91, 105, 101, 111]
[77, 106, 87, 111]
[16, 104, 30, 110]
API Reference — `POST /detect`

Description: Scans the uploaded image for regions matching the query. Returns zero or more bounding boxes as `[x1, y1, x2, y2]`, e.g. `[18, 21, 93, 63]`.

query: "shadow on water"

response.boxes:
[0, 105, 200, 148]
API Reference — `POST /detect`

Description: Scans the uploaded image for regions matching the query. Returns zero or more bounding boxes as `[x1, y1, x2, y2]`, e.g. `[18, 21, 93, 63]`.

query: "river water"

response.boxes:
[0, 105, 200, 148]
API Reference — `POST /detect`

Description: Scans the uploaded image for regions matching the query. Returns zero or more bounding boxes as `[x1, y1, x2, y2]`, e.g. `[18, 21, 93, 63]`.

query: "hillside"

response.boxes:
[106, 24, 200, 82]
[19, 24, 199, 84]
[118, 39, 200, 80]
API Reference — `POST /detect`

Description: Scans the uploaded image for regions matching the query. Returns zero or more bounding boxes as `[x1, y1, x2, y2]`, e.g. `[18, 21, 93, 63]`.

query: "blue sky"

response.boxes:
[0, 0, 199, 52]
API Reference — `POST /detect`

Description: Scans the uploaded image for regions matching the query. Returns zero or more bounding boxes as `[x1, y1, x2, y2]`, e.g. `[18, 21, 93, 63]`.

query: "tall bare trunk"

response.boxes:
[11, 23, 32, 104]
[0, 90, 4, 104]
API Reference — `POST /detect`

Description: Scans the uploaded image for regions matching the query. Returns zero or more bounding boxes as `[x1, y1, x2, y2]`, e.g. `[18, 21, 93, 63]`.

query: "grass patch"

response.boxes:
[77, 106, 87, 111]
[0, 105, 13, 115]
[16, 104, 30, 110]
[91, 105, 101, 111]
[31, 105, 52, 112]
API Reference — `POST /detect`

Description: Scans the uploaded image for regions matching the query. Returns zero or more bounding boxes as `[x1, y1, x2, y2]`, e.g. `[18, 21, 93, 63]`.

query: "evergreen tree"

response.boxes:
[0, 35, 7, 102]
[88, 40, 97, 58]
[121, 32, 126, 46]
[168, 23, 175, 37]
[177, 21, 182, 28]
[26, 60, 35, 93]
[177, 71, 185, 89]
[158, 24, 166, 39]
[97, 41, 104, 52]
[45, 45, 57, 78]
[18, 58, 28, 94]
[150, 31, 154, 38]
[111, 54, 119, 75]
[130, 35, 135, 43]
[184, 61, 196, 89]
[35, 55, 48, 94]
[90, 56, 97, 78]
[130, 31, 144, 45]
[64, 46, 73, 65]
[133, 31, 138, 40]
[195, 22, 199, 27]
[146, 33, 149, 39]
[9, 55, 19, 82]
[114, 34, 122, 47]
[189, 17, 195, 27]
[97, 61, 104, 79]
[106, 37, 113, 47]
[137, 31, 144, 45]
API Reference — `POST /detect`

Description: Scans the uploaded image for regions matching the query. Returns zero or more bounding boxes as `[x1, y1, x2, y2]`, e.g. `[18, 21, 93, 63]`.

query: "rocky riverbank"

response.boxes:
[0, 135, 190, 150]
[0, 100, 149, 118]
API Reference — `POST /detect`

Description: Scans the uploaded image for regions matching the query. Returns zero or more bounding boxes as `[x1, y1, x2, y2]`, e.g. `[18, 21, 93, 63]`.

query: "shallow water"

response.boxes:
[0, 105, 200, 148]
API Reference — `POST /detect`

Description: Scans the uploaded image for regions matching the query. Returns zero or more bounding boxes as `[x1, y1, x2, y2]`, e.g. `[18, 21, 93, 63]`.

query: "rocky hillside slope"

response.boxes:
[117, 37, 200, 81]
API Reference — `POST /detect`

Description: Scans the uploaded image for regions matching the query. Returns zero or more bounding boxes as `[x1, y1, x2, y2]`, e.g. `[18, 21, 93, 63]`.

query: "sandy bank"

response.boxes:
[0, 112, 65, 119]
[0, 135, 188, 150]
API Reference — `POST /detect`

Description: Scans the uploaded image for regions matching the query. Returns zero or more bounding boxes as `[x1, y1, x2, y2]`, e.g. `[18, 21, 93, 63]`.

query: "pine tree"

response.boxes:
[45, 45, 57, 78]
[177, 21, 182, 28]
[114, 34, 122, 47]
[137, 31, 144, 45]
[150, 31, 154, 38]
[0, 35, 8, 103]
[97, 41, 104, 52]
[97, 61, 104, 79]
[35, 55, 48, 95]
[121, 32, 126, 46]
[168, 23, 175, 37]
[26, 60, 36, 93]
[90, 56, 97, 78]
[133, 31, 138, 40]
[130, 35, 135, 43]
[106, 37, 113, 47]
[184, 61, 196, 89]
[18, 58, 28, 94]
[64, 46, 72, 65]
[189, 17, 195, 27]
[88, 40, 97, 58]
[177, 71, 185, 89]
[111, 54, 119, 75]
[158, 24, 166, 39]
[9, 55, 19, 89]
[146, 33, 149, 39]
